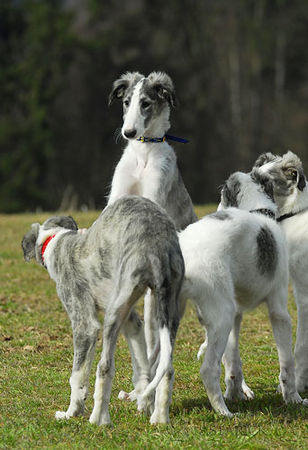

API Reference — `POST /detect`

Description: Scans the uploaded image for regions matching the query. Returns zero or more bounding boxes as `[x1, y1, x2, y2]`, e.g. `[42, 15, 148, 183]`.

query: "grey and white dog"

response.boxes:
[254, 150, 308, 392]
[108, 71, 197, 376]
[178, 168, 307, 417]
[108, 71, 197, 230]
[21, 196, 184, 425]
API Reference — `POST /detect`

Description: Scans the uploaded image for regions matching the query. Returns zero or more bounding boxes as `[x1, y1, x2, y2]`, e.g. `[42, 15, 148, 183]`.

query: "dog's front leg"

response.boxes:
[56, 317, 100, 420]
[267, 293, 307, 405]
[107, 156, 137, 205]
[293, 284, 308, 392]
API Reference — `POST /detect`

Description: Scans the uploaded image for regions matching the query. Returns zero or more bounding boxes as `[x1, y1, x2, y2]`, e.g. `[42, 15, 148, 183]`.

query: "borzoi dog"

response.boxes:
[108, 71, 197, 372]
[179, 169, 307, 417]
[254, 151, 308, 392]
[108, 71, 197, 230]
[22, 196, 184, 425]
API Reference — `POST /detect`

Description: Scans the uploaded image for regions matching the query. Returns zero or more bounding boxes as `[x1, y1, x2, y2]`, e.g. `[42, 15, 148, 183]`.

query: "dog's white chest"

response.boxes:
[133, 153, 148, 178]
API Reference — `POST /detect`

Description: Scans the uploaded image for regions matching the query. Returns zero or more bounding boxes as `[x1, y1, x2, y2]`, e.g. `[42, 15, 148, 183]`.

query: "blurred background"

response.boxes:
[0, 0, 307, 212]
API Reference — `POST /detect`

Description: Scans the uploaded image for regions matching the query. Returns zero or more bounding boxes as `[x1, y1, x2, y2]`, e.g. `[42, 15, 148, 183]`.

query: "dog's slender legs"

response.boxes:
[89, 283, 141, 426]
[108, 159, 136, 205]
[266, 289, 303, 404]
[199, 301, 235, 417]
[223, 312, 254, 401]
[56, 315, 100, 420]
[122, 309, 153, 414]
[150, 366, 174, 424]
[293, 285, 308, 392]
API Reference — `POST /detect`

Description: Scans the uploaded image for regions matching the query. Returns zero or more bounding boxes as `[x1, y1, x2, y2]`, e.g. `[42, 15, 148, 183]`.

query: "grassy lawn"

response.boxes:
[0, 206, 307, 449]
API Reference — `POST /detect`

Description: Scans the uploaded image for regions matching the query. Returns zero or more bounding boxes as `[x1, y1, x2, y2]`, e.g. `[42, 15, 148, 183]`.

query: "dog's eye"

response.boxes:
[284, 168, 297, 179]
[141, 100, 151, 109]
[123, 100, 130, 107]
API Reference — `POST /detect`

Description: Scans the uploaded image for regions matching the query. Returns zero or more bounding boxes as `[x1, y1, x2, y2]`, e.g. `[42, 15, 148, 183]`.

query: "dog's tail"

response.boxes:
[141, 252, 182, 399]
[141, 325, 173, 399]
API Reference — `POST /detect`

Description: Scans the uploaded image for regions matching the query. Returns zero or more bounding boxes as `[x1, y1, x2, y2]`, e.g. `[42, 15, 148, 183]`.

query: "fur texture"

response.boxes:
[178, 170, 307, 416]
[22, 196, 184, 425]
[108, 71, 197, 402]
[254, 151, 308, 391]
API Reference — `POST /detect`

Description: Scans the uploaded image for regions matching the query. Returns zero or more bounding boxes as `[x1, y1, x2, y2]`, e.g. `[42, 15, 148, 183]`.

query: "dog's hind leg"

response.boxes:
[199, 301, 235, 417]
[121, 309, 153, 414]
[292, 284, 308, 392]
[266, 288, 307, 405]
[89, 282, 143, 426]
[56, 308, 101, 420]
[223, 311, 254, 401]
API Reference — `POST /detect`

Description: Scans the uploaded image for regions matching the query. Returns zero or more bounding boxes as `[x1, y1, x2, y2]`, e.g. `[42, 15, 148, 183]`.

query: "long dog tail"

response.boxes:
[141, 252, 182, 399]
[141, 325, 173, 399]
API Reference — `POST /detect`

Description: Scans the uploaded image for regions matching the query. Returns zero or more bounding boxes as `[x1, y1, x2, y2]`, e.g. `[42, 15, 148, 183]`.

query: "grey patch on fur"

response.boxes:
[209, 211, 231, 221]
[21, 223, 40, 262]
[44, 216, 78, 231]
[256, 226, 277, 276]
[250, 170, 274, 202]
[108, 71, 144, 106]
[253, 152, 277, 168]
[221, 175, 241, 207]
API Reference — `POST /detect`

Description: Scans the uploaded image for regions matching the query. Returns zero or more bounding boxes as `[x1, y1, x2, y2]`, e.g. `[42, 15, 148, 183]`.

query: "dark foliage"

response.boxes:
[1, 0, 307, 212]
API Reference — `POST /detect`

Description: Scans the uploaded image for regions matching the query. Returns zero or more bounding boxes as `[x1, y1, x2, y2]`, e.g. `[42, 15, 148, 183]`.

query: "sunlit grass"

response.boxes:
[0, 208, 307, 448]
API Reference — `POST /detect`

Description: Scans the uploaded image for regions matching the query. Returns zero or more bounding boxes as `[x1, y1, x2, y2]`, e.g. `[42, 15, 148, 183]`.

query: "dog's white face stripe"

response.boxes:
[258, 160, 280, 174]
[122, 79, 145, 138]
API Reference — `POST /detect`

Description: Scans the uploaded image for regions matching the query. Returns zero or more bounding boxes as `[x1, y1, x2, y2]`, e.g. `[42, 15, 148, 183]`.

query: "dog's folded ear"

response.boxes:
[44, 216, 78, 231]
[148, 72, 178, 108]
[283, 167, 306, 192]
[282, 151, 307, 192]
[108, 71, 144, 106]
[253, 152, 277, 168]
[22, 223, 40, 262]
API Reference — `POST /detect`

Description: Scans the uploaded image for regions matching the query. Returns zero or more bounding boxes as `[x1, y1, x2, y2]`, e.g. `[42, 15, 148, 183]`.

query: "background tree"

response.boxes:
[0, 0, 307, 212]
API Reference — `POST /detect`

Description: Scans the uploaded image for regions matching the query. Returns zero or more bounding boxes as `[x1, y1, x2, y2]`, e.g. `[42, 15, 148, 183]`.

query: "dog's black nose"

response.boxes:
[124, 129, 137, 139]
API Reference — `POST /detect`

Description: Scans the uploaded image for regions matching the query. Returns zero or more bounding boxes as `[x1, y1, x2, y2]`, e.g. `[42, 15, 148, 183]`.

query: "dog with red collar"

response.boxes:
[22, 195, 184, 426]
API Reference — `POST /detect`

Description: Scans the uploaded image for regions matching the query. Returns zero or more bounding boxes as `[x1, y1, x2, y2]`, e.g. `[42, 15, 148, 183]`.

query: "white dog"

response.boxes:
[108, 71, 197, 378]
[178, 169, 307, 416]
[254, 151, 308, 392]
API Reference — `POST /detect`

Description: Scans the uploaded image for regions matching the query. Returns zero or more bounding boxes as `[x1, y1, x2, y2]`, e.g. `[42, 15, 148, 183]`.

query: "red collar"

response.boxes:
[41, 234, 56, 263]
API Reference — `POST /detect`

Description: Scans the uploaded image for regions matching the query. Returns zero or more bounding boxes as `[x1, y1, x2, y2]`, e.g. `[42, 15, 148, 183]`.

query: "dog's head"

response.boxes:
[109, 71, 178, 140]
[22, 216, 78, 265]
[253, 151, 307, 208]
[219, 170, 276, 212]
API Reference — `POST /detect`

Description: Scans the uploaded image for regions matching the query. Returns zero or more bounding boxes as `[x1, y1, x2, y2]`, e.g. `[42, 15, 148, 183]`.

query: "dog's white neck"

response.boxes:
[39, 229, 70, 274]
[240, 183, 277, 214]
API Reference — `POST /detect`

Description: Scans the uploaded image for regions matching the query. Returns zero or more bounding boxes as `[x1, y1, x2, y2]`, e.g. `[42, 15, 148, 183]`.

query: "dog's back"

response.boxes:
[180, 208, 288, 310]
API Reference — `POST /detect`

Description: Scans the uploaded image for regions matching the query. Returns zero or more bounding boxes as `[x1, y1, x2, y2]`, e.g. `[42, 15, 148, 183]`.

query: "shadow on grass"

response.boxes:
[173, 386, 308, 421]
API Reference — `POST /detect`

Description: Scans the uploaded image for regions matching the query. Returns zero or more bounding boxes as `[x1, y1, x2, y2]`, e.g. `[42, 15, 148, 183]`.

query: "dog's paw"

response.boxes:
[150, 411, 169, 425]
[137, 394, 154, 416]
[55, 411, 70, 420]
[118, 389, 137, 402]
[89, 411, 113, 427]
[283, 391, 303, 404]
[302, 398, 308, 406]
[241, 381, 254, 400]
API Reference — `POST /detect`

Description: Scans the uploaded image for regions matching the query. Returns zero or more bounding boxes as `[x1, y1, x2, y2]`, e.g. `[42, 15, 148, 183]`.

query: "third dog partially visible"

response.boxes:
[254, 150, 308, 392]
[179, 168, 307, 416]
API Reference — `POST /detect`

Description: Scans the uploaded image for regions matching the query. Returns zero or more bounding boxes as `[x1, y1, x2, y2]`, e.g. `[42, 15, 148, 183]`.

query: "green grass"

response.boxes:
[0, 207, 307, 449]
